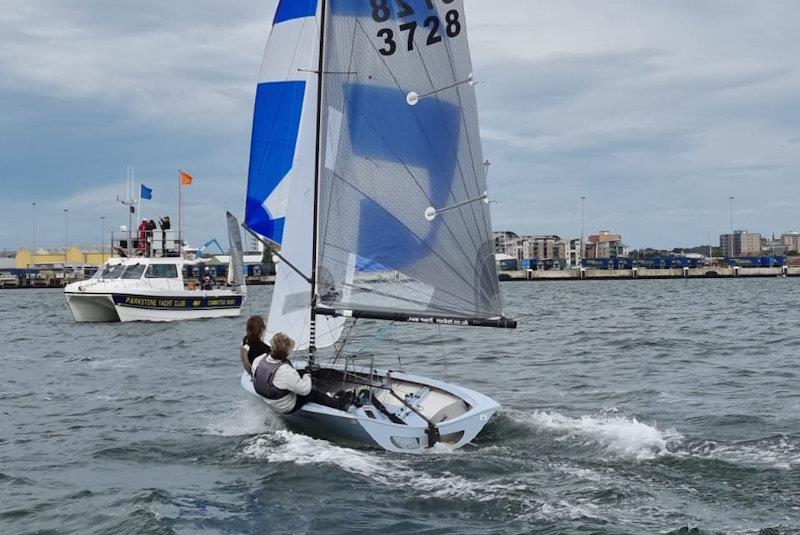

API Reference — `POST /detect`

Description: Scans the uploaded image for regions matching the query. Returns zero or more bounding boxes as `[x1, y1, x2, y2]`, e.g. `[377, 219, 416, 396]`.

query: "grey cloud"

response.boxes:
[1, 0, 799, 251]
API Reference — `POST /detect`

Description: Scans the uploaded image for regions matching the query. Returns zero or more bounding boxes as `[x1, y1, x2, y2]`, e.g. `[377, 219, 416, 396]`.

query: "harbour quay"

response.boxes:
[500, 265, 799, 281]
[0, 248, 276, 290]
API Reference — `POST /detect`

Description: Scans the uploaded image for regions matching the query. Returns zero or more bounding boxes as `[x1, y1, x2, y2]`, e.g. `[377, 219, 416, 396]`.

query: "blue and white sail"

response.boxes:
[315, 0, 506, 325]
[253, 0, 348, 350]
[244, 0, 320, 246]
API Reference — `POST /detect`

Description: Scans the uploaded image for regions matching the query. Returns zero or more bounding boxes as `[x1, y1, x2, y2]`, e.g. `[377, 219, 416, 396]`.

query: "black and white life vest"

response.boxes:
[253, 359, 292, 400]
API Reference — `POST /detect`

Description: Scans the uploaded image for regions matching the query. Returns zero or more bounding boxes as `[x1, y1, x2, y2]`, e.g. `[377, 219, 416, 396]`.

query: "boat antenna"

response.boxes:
[308, 0, 327, 369]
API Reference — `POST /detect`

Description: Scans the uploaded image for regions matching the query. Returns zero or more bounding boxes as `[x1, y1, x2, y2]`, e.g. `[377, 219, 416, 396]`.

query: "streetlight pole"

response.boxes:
[32, 202, 37, 257]
[63, 209, 69, 261]
[100, 216, 107, 260]
[580, 195, 586, 266]
[729, 195, 735, 257]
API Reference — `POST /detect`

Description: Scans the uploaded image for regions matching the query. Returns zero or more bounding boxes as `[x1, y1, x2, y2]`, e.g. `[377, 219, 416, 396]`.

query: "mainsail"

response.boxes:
[315, 0, 508, 326]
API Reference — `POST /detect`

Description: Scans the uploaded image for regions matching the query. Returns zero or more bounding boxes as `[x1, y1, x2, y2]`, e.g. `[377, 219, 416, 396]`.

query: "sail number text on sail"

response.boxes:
[371, 0, 462, 56]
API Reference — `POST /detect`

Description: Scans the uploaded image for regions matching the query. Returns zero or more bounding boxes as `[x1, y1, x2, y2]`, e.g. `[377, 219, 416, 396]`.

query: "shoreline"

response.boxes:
[499, 265, 798, 281]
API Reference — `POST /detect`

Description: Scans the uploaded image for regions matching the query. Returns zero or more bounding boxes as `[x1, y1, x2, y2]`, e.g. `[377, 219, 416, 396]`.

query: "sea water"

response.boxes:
[1, 280, 799, 534]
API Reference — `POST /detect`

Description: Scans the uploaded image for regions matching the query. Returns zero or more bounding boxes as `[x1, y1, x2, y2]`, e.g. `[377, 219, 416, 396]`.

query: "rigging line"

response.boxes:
[411, 42, 485, 257]
[323, 282, 479, 319]
[318, 239, 490, 315]
[349, 322, 396, 360]
[412, 47, 483, 255]
[321, 20, 499, 312]
[318, 246, 480, 312]
[316, 16, 362, 285]
[333, 318, 358, 365]
[324, 108, 491, 300]
[438, 323, 448, 380]
[439, 26, 495, 257]
[242, 224, 311, 284]
[326, 171, 498, 312]
[347, 20, 488, 270]
[417, 60, 485, 258]
[297, 68, 358, 75]
[322, 277, 478, 320]
[367, 11, 481, 255]
[309, 0, 329, 364]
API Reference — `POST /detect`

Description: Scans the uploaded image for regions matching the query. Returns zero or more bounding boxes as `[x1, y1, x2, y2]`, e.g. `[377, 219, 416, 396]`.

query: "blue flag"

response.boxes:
[140, 184, 153, 200]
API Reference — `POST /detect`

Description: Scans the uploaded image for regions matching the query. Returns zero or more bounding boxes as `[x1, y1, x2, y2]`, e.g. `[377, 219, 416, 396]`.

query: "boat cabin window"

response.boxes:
[145, 264, 179, 279]
[120, 264, 146, 279]
[97, 264, 126, 279]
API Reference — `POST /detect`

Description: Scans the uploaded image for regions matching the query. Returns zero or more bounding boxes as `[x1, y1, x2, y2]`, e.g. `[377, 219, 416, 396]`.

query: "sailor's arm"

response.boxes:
[240, 345, 252, 375]
[274, 367, 312, 396]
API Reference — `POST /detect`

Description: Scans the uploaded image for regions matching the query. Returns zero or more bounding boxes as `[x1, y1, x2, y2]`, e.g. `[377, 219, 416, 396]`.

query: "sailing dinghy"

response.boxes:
[240, 0, 516, 453]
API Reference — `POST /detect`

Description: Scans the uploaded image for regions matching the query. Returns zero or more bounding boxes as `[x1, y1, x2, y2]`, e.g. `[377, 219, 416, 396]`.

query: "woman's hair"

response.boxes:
[270, 333, 295, 361]
[245, 315, 266, 346]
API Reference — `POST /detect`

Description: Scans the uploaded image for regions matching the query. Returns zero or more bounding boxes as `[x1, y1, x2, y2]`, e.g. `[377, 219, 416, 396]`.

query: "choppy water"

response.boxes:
[1, 280, 799, 534]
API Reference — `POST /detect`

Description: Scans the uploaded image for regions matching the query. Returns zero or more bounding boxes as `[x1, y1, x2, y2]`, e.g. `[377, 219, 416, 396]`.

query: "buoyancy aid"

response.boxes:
[253, 359, 292, 400]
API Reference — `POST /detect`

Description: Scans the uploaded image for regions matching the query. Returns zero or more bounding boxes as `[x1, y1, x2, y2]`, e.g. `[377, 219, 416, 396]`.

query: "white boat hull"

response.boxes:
[241, 361, 499, 454]
[65, 291, 244, 323]
[64, 293, 120, 322]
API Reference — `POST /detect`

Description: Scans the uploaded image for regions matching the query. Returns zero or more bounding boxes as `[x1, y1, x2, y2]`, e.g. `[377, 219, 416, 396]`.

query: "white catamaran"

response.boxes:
[65, 212, 246, 322]
[240, 0, 516, 453]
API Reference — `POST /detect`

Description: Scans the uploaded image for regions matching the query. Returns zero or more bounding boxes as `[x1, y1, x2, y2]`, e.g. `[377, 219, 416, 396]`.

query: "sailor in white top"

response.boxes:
[251, 354, 311, 414]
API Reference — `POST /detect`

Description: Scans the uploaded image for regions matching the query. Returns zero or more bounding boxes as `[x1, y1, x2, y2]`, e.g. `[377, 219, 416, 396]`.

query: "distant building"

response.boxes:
[517, 235, 561, 260]
[586, 230, 626, 259]
[493, 231, 520, 257]
[15, 247, 112, 269]
[781, 232, 800, 253]
[720, 230, 761, 258]
[564, 238, 582, 268]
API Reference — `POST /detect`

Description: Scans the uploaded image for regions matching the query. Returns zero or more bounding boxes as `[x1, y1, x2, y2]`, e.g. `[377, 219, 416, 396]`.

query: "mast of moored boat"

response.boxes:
[308, 0, 328, 369]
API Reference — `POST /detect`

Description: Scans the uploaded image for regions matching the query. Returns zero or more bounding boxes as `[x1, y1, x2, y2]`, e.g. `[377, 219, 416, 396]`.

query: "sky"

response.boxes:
[1, 0, 798, 251]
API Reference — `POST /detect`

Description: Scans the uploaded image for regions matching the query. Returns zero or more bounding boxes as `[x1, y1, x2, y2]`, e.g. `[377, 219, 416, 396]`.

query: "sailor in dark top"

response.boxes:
[240, 315, 270, 375]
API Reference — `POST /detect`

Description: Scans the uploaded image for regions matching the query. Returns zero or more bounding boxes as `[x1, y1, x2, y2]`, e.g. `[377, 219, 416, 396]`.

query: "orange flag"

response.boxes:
[180, 171, 194, 185]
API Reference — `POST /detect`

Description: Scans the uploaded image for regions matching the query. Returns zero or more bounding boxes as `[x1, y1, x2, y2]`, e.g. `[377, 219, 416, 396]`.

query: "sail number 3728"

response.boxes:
[371, 0, 462, 56]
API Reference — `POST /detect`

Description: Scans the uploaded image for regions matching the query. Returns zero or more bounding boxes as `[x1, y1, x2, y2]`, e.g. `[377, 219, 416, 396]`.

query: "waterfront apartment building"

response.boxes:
[586, 230, 625, 259]
[493, 231, 520, 257]
[565, 238, 582, 267]
[720, 230, 762, 257]
[781, 232, 800, 253]
[519, 235, 561, 260]
[493, 231, 565, 262]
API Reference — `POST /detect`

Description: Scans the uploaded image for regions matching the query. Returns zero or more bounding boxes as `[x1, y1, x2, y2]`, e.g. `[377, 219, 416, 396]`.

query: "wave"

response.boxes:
[242, 430, 524, 502]
[204, 399, 280, 437]
[682, 435, 800, 470]
[512, 410, 683, 460]
[508, 410, 800, 470]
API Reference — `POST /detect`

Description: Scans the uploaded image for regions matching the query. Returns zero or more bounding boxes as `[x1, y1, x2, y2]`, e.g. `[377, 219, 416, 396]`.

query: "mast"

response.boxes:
[308, 0, 327, 367]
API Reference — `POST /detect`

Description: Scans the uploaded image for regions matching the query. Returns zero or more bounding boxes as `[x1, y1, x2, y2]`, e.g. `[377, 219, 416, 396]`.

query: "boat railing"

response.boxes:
[111, 230, 181, 258]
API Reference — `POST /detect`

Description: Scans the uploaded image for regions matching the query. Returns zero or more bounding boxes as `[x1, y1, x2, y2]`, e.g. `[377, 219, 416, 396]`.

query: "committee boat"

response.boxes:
[65, 212, 246, 322]
[240, 0, 516, 453]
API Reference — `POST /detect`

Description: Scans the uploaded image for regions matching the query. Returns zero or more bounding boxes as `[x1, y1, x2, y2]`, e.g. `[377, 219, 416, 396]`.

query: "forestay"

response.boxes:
[316, 0, 505, 324]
